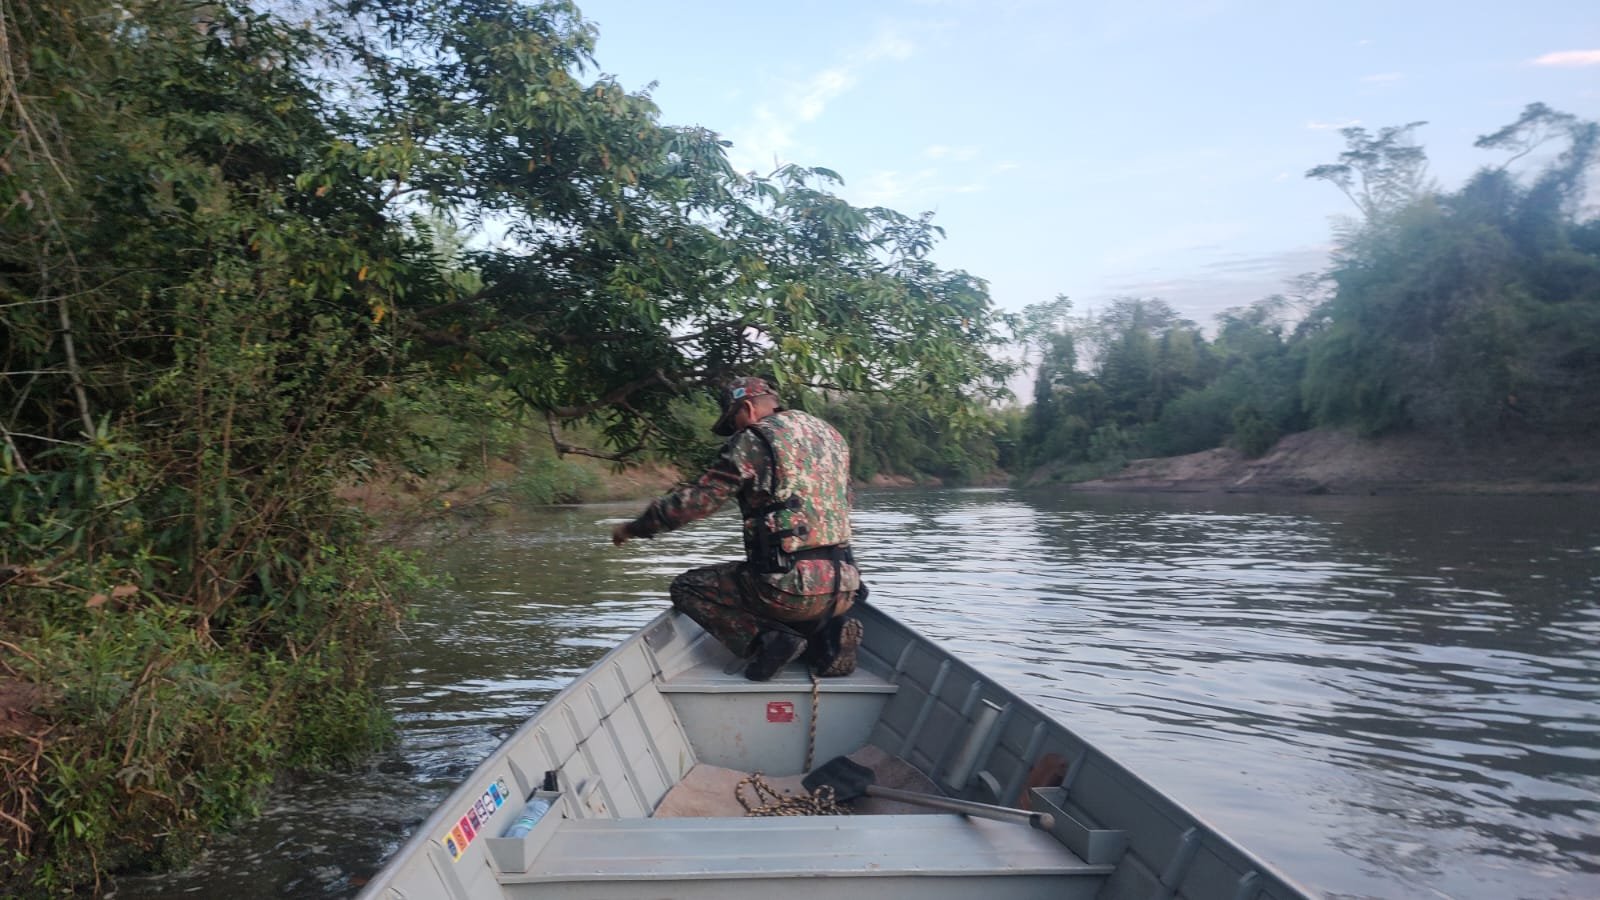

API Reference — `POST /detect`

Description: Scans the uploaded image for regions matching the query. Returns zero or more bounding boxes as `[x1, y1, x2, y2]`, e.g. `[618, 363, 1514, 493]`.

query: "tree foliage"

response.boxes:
[1305, 121, 1432, 223]
[1020, 296, 1257, 468]
[302, 0, 1014, 461]
[1304, 106, 1600, 436]
[811, 392, 1001, 485]
[1018, 103, 1598, 472]
[0, 0, 1013, 889]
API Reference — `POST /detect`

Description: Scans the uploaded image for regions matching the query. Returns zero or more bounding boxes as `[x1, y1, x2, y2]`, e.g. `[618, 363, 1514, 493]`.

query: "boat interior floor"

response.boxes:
[653, 744, 944, 818]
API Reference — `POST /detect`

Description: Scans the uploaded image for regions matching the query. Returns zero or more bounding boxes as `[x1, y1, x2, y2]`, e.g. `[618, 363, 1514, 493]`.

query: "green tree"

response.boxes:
[307, 0, 1014, 461]
[1302, 105, 1600, 437]
[0, 0, 1018, 889]
[1019, 296, 1210, 468]
[1305, 121, 1432, 224]
[1020, 103, 1598, 480]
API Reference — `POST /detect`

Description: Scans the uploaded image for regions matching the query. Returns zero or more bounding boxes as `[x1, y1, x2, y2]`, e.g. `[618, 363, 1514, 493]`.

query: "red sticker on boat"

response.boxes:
[767, 701, 795, 723]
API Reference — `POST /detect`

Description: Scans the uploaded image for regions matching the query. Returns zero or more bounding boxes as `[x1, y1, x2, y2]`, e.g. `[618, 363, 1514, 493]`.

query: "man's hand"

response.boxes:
[611, 522, 634, 546]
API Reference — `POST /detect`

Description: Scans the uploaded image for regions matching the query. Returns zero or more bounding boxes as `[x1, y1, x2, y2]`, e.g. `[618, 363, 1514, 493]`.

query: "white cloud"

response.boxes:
[1306, 118, 1361, 131]
[797, 68, 855, 122]
[1100, 221, 1248, 269]
[726, 29, 915, 172]
[863, 32, 916, 62]
[856, 171, 904, 206]
[1361, 72, 1404, 83]
[850, 159, 1016, 206]
[737, 105, 798, 173]
[855, 168, 941, 206]
[925, 144, 981, 161]
[1531, 49, 1600, 67]
[1091, 245, 1335, 328]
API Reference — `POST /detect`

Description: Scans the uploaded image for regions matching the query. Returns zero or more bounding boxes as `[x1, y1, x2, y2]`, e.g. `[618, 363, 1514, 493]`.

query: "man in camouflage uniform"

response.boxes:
[611, 377, 862, 681]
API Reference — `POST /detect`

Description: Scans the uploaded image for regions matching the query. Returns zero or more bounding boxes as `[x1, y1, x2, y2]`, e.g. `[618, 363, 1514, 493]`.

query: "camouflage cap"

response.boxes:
[712, 376, 781, 436]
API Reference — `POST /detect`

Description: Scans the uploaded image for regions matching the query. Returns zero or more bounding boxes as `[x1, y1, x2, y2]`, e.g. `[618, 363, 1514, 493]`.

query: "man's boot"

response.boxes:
[744, 630, 807, 682]
[814, 617, 862, 677]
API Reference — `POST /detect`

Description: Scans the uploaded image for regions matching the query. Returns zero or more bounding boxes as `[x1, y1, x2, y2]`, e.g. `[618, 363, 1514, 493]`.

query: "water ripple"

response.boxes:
[113, 492, 1600, 900]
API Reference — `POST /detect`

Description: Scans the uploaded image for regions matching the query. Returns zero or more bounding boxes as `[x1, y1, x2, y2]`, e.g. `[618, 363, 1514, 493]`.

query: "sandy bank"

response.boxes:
[1035, 429, 1600, 496]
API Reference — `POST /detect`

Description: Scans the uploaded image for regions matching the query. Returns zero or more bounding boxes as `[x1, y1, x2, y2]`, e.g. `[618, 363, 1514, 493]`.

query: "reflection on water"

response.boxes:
[112, 490, 1600, 900]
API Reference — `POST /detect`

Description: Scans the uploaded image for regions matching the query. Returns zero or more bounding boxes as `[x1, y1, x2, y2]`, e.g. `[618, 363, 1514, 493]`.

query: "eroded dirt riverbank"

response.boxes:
[1032, 429, 1600, 495]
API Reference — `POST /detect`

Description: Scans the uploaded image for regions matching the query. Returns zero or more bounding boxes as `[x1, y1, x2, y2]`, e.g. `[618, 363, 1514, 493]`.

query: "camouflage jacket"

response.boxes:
[626, 409, 859, 596]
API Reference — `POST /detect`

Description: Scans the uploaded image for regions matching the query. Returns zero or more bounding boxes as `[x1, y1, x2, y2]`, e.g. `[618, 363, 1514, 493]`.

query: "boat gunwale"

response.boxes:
[854, 603, 1319, 898]
[357, 610, 671, 898]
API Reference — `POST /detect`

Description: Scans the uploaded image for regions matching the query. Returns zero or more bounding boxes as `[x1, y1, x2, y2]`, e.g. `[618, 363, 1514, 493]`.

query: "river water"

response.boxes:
[111, 489, 1600, 900]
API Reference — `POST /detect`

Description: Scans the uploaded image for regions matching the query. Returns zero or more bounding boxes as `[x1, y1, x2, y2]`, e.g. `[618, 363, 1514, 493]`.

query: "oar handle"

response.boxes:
[864, 785, 1056, 830]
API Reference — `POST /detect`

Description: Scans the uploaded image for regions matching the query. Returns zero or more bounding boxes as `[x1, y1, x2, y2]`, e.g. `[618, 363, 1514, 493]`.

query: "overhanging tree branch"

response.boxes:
[543, 411, 644, 462]
[545, 371, 672, 419]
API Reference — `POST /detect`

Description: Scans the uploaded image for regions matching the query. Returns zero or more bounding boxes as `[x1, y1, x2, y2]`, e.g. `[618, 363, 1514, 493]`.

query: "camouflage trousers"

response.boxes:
[669, 561, 855, 659]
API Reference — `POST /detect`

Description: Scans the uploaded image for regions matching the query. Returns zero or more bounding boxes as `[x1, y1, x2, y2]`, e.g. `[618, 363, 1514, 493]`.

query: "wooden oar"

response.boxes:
[802, 756, 1055, 830]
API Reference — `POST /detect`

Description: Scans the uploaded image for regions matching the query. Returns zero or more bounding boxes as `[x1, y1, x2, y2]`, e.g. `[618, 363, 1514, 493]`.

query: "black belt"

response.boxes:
[753, 543, 865, 641]
[789, 544, 854, 565]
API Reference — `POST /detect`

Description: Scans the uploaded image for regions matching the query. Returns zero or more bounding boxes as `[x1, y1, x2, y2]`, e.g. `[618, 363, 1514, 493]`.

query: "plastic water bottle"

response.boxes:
[502, 796, 551, 839]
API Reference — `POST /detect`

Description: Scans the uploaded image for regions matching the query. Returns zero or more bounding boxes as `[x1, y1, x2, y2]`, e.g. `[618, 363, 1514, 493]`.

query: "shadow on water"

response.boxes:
[112, 492, 1600, 900]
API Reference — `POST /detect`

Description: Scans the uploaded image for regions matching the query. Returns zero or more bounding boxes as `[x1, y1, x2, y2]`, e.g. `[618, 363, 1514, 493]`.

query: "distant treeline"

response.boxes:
[1013, 107, 1600, 476]
[705, 107, 1600, 488]
[814, 394, 1003, 484]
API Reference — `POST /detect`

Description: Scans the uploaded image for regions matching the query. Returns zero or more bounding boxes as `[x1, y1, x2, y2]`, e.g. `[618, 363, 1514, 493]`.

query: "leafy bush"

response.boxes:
[1230, 406, 1281, 458]
[512, 456, 602, 505]
[1148, 388, 1232, 456]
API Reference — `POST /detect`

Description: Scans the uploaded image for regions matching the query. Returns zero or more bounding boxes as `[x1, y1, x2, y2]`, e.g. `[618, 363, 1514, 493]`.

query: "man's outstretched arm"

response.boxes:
[612, 435, 761, 545]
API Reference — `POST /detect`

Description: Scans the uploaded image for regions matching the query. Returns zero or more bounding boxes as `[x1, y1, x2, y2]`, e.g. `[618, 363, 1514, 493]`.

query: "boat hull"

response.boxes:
[358, 601, 1313, 900]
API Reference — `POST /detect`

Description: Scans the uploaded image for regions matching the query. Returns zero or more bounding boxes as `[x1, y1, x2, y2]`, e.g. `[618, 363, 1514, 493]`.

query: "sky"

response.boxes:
[569, 0, 1599, 330]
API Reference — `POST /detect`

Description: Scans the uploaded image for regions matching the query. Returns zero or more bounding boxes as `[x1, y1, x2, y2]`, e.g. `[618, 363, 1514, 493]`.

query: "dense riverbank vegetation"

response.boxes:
[0, 0, 1012, 891]
[1014, 107, 1600, 477]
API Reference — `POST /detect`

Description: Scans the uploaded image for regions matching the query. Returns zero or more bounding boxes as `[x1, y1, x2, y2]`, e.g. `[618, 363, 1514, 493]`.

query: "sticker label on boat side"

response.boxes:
[767, 701, 795, 723]
[442, 774, 515, 861]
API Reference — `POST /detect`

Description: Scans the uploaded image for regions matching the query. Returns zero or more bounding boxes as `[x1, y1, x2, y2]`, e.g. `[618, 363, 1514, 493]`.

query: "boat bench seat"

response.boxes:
[496, 814, 1113, 899]
[657, 659, 900, 776]
[657, 659, 899, 694]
